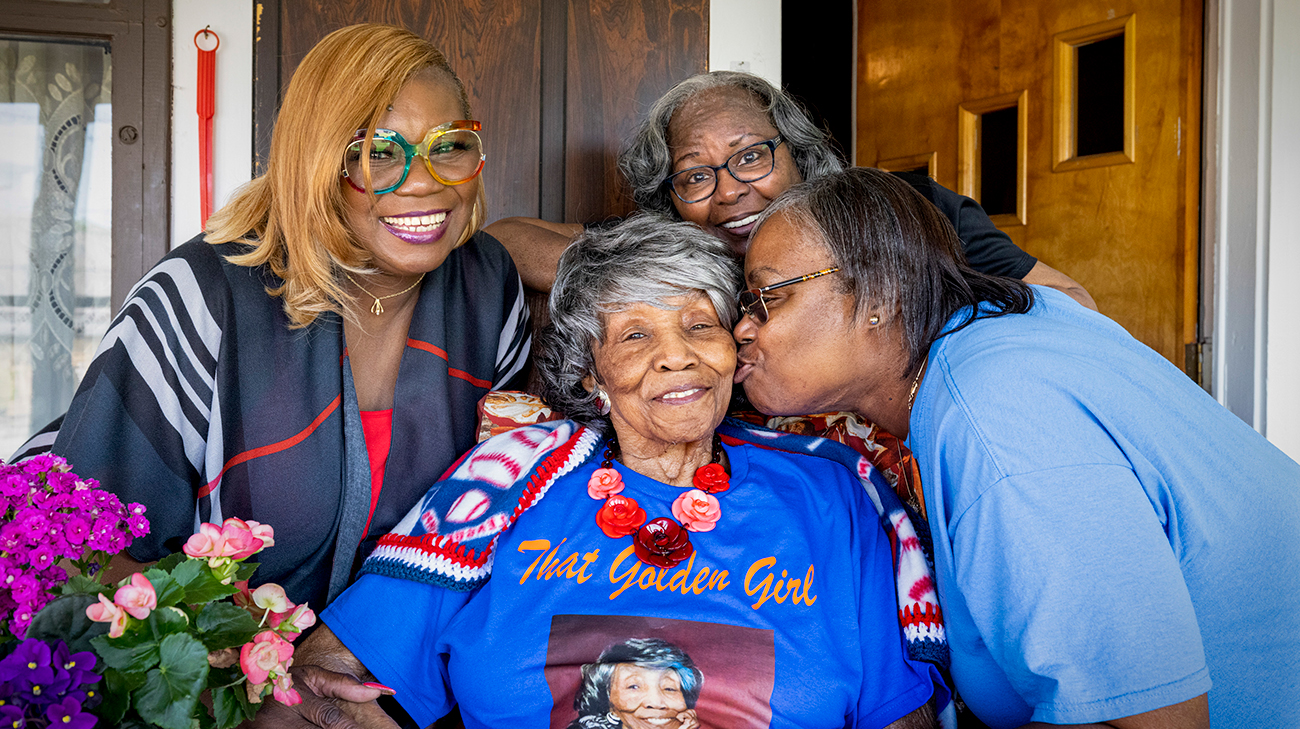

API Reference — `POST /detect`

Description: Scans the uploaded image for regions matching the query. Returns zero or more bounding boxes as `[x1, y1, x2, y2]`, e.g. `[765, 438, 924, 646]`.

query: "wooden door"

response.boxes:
[258, 0, 706, 224]
[856, 0, 1202, 367]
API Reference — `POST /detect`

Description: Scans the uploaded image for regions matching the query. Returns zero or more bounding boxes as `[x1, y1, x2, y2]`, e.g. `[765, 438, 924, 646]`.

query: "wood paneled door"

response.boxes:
[856, 0, 1202, 368]
[255, 0, 707, 224]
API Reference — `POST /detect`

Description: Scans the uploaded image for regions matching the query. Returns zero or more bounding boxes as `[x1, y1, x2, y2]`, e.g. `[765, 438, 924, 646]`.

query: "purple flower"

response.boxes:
[10, 574, 40, 603]
[62, 517, 89, 546]
[126, 514, 149, 538]
[28, 545, 56, 572]
[45, 697, 95, 729]
[0, 638, 54, 690]
[0, 705, 24, 728]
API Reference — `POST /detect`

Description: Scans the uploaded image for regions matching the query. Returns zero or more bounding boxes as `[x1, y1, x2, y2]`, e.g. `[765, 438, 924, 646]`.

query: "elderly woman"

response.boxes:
[487, 70, 1094, 311]
[38, 24, 530, 611]
[569, 638, 703, 729]
[267, 215, 946, 729]
[733, 167, 1300, 729]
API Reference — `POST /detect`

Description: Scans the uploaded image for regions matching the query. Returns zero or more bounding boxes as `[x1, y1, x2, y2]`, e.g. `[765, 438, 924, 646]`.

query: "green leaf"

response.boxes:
[132, 632, 209, 729]
[181, 568, 240, 605]
[142, 568, 186, 609]
[195, 601, 260, 651]
[94, 667, 144, 725]
[211, 682, 257, 729]
[154, 551, 189, 572]
[91, 632, 161, 673]
[168, 557, 205, 588]
[59, 574, 110, 596]
[146, 605, 191, 639]
[26, 593, 109, 655]
[234, 560, 260, 582]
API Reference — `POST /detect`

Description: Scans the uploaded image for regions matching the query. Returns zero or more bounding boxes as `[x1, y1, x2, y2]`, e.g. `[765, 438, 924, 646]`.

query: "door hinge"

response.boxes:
[1185, 339, 1211, 391]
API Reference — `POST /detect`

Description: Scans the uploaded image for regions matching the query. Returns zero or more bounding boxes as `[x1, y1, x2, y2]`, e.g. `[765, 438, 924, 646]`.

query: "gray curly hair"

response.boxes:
[618, 70, 845, 219]
[570, 638, 704, 728]
[537, 214, 740, 426]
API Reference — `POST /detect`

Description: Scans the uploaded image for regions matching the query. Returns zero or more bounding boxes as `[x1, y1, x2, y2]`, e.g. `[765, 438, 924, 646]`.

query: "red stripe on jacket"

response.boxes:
[406, 338, 492, 389]
[199, 395, 342, 498]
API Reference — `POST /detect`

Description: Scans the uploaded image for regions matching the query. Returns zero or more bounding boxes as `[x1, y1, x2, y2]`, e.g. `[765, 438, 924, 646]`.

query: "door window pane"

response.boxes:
[0, 37, 111, 458]
[1076, 33, 1125, 157]
[979, 106, 1018, 217]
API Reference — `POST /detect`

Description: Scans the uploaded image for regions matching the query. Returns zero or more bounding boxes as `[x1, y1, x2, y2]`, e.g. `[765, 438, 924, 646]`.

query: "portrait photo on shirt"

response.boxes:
[544, 614, 775, 729]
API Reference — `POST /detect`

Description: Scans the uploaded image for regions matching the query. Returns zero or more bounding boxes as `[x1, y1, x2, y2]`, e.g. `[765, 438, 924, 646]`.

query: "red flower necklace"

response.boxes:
[588, 433, 731, 568]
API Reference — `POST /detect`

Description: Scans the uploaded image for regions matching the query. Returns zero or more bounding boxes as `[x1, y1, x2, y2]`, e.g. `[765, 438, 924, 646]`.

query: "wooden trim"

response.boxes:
[538, 0, 567, 221]
[876, 151, 937, 179]
[957, 90, 1027, 226]
[252, 0, 280, 176]
[0, 0, 172, 312]
[1179, 0, 1204, 361]
[1052, 14, 1136, 171]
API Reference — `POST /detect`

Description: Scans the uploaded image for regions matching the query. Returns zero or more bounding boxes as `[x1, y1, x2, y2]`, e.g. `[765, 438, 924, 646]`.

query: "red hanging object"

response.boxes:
[195, 28, 219, 228]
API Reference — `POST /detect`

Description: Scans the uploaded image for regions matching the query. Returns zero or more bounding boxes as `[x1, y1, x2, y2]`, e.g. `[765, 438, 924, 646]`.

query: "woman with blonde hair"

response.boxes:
[45, 23, 530, 612]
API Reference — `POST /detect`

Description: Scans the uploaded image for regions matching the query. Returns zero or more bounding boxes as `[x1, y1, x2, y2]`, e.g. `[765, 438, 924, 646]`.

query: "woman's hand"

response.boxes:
[244, 665, 396, 728]
[242, 625, 398, 729]
[674, 709, 700, 729]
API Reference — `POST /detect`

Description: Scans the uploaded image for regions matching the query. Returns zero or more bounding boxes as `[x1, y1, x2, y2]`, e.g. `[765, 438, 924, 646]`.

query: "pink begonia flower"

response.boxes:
[251, 584, 291, 614]
[245, 520, 275, 550]
[239, 630, 294, 686]
[86, 594, 129, 638]
[269, 602, 316, 639]
[220, 518, 265, 560]
[671, 489, 723, 532]
[587, 467, 624, 499]
[272, 672, 302, 706]
[182, 522, 226, 560]
[113, 573, 157, 619]
[232, 580, 255, 610]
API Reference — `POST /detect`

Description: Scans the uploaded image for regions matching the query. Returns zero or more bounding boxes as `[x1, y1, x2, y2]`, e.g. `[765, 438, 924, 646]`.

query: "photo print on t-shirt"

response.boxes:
[544, 614, 775, 729]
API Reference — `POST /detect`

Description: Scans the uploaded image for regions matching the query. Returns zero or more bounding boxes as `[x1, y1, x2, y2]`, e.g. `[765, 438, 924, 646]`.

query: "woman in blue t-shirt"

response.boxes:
[251, 215, 949, 729]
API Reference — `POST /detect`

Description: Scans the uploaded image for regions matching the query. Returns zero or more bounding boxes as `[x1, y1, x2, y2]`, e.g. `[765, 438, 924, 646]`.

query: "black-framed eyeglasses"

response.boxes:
[664, 135, 784, 204]
[736, 267, 840, 324]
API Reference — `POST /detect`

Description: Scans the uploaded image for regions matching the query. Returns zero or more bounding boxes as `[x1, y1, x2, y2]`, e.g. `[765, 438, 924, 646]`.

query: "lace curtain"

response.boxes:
[0, 39, 111, 454]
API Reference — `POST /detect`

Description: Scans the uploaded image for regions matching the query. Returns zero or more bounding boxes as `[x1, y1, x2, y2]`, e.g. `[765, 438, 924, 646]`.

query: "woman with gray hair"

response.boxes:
[568, 638, 703, 729]
[259, 214, 948, 729]
[487, 70, 1094, 310]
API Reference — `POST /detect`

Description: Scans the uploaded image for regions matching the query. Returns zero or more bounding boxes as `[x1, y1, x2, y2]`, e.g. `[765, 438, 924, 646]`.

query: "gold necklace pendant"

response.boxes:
[346, 271, 426, 316]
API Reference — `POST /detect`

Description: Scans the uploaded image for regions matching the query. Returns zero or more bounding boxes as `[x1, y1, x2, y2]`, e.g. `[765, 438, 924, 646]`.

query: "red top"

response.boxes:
[359, 409, 393, 538]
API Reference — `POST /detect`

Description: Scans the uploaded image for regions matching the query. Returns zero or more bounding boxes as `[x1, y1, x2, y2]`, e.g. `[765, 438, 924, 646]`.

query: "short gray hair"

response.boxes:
[618, 71, 845, 218]
[537, 214, 741, 426]
[573, 638, 704, 722]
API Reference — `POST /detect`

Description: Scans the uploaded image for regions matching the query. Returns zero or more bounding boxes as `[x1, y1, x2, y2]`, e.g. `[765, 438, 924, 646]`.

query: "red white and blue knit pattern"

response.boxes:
[360, 417, 948, 673]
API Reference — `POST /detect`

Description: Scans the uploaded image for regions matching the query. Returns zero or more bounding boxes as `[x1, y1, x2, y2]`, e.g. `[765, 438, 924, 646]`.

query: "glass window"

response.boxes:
[0, 37, 112, 457]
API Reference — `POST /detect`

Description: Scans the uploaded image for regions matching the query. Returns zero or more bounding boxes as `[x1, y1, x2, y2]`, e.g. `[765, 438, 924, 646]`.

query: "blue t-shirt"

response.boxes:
[908, 286, 1300, 727]
[324, 441, 940, 728]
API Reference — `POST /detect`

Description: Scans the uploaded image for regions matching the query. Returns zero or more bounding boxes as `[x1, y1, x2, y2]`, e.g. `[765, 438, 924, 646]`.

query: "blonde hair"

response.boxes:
[205, 24, 485, 328]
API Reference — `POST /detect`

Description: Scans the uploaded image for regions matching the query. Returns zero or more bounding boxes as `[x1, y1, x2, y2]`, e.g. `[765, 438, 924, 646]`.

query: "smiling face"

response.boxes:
[607, 664, 690, 729]
[734, 212, 905, 420]
[666, 87, 803, 256]
[340, 69, 481, 278]
[589, 293, 735, 454]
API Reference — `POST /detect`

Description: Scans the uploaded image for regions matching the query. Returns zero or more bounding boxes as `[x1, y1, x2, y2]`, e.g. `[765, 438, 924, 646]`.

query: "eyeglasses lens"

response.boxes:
[421, 129, 484, 184]
[671, 141, 776, 203]
[343, 137, 407, 192]
[737, 289, 768, 324]
[343, 129, 484, 192]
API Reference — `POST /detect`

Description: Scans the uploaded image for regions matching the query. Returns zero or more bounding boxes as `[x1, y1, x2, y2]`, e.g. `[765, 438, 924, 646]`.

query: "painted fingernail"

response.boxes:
[362, 682, 396, 695]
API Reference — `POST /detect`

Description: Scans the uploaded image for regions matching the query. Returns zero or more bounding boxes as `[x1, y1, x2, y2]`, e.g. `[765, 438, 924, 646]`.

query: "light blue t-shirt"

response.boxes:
[324, 442, 940, 728]
[908, 286, 1300, 728]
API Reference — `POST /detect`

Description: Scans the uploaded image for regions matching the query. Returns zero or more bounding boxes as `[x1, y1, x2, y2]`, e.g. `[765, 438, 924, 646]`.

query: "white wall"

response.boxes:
[708, 0, 782, 85]
[1265, 0, 1300, 459]
[1210, 0, 1300, 461]
[171, 0, 253, 244]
